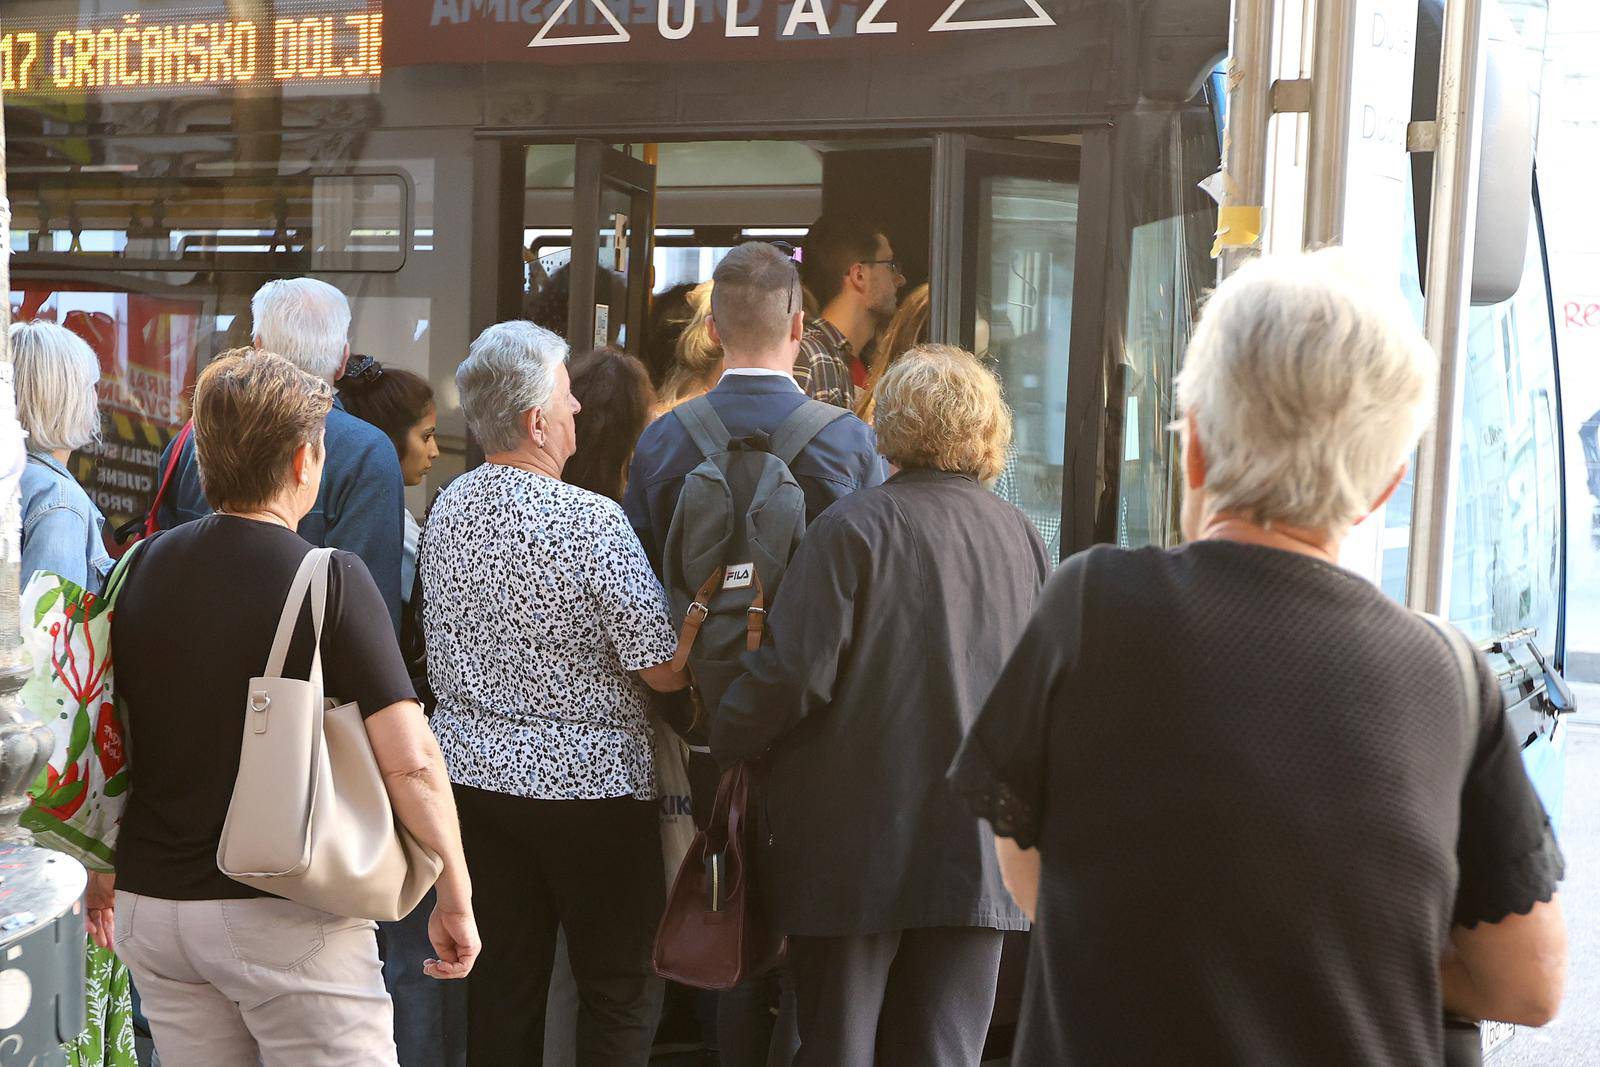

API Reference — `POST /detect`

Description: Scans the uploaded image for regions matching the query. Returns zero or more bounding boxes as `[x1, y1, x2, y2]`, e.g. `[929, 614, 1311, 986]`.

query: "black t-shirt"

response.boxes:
[951, 541, 1564, 1066]
[112, 515, 416, 900]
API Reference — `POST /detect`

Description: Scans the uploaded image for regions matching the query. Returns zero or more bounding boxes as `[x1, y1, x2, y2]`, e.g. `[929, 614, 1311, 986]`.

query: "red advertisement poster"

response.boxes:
[10, 283, 201, 535]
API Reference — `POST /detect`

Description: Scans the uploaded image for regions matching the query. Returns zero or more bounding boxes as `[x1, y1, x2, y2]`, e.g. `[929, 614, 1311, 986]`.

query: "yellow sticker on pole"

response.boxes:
[1211, 205, 1263, 258]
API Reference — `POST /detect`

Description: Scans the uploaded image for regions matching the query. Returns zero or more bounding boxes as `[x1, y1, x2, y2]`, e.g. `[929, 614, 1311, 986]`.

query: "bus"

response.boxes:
[0, 0, 1571, 1055]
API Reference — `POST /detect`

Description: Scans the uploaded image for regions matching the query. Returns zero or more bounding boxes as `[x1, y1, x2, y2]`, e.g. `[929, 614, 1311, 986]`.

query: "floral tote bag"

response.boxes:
[18, 542, 142, 871]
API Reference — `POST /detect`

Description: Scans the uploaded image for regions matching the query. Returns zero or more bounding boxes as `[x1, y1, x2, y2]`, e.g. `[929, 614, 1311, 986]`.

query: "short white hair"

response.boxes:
[457, 321, 568, 455]
[1176, 249, 1438, 532]
[251, 278, 351, 381]
[9, 321, 102, 453]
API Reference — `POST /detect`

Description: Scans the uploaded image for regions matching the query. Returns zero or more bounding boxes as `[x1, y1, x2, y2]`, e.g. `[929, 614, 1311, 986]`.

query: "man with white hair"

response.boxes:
[156, 278, 404, 630]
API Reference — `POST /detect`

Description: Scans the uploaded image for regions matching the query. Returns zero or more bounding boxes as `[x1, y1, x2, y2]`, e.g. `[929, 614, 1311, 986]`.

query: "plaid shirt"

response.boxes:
[793, 317, 857, 410]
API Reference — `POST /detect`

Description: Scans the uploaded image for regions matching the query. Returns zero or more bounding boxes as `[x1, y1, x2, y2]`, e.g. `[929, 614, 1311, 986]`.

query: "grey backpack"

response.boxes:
[662, 394, 847, 733]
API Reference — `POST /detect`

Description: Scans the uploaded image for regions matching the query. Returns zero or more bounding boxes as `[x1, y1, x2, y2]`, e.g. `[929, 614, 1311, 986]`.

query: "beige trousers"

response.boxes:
[114, 890, 398, 1067]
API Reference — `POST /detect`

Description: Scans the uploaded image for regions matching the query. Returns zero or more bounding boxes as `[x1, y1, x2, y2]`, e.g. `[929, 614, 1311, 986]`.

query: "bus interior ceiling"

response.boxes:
[519, 139, 937, 314]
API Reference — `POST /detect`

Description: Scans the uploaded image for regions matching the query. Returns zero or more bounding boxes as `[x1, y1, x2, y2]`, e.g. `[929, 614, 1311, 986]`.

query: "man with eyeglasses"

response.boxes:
[795, 214, 906, 410]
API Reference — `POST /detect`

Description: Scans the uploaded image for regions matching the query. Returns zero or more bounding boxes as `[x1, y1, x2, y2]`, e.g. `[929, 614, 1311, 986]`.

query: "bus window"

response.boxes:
[1115, 109, 1219, 551]
[1448, 205, 1562, 647]
[1375, 178, 1561, 649]
[9, 173, 409, 273]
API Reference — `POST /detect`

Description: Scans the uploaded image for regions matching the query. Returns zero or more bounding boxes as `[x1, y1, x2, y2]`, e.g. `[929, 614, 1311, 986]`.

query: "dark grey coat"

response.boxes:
[712, 468, 1051, 937]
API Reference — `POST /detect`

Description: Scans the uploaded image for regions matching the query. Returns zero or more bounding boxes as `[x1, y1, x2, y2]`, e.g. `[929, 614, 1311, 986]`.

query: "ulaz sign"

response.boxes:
[486, 0, 1058, 48]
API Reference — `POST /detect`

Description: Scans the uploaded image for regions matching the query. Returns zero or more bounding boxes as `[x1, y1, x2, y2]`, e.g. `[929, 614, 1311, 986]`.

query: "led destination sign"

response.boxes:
[0, 5, 383, 95]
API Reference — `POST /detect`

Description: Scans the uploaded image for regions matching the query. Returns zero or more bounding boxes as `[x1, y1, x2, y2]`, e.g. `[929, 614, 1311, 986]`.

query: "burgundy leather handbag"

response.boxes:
[653, 761, 785, 989]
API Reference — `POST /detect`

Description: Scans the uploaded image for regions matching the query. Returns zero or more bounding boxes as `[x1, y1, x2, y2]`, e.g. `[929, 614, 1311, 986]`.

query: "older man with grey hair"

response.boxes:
[155, 277, 405, 629]
[954, 249, 1566, 1064]
[420, 319, 688, 1066]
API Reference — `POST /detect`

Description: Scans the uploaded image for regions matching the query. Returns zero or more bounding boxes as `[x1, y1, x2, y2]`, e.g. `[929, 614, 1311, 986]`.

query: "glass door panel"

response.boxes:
[569, 141, 655, 355]
[979, 172, 1077, 560]
[935, 136, 1079, 560]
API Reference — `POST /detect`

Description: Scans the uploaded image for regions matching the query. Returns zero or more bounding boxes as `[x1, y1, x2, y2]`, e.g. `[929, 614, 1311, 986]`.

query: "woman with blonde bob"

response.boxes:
[12, 320, 112, 592]
[713, 345, 1050, 1067]
[953, 250, 1567, 1064]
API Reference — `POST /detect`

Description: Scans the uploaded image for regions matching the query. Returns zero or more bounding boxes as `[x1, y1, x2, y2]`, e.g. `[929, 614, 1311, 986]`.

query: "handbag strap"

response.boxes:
[101, 537, 147, 606]
[145, 422, 193, 537]
[263, 548, 335, 684]
[1418, 612, 1483, 773]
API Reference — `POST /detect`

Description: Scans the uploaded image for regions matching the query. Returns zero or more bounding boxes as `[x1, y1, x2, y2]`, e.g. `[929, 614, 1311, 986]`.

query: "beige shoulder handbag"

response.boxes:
[217, 548, 442, 921]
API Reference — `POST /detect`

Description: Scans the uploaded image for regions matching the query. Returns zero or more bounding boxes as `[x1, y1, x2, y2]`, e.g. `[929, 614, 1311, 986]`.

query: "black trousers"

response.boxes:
[717, 965, 799, 1067]
[454, 785, 665, 1066]
[787, 927, 1005, 1067]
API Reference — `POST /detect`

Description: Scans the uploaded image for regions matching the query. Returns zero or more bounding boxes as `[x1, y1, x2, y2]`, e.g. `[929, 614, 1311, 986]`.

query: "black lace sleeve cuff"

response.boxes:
[948, 736, 1041, 850]
[1454, 820, 1566, 929]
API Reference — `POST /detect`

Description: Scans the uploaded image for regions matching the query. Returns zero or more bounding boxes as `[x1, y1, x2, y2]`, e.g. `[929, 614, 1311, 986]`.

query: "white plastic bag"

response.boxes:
[651, 713, 696, 893]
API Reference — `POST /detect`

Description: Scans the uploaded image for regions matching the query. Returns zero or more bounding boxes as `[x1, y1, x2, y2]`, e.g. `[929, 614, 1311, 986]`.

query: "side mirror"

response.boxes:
[1411, 2, 1538, 306]
[1468, 27, 1534, 305]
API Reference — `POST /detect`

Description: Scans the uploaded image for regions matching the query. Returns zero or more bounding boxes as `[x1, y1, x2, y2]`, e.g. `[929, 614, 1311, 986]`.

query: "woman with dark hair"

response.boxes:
[336, 356, 459, 1067]
[337, 356, 439, 599]
[566, 347, 655, 502]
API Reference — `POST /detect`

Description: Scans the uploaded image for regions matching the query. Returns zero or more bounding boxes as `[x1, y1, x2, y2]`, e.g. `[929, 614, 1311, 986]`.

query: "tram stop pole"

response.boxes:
[1216, 0, 1277, 279]
[0, 83, 92, 1057]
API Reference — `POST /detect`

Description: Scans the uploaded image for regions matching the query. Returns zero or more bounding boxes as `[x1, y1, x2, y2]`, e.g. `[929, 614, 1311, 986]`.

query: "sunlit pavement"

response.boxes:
[1497, 683, 1600, 1065]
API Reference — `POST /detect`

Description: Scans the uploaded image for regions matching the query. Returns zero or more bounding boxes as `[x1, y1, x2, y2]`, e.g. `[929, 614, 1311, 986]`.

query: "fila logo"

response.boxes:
[724, 562, 754, 590]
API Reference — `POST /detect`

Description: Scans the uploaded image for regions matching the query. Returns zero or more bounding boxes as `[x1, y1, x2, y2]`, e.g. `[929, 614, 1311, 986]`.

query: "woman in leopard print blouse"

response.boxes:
[420, 321, 687, 1066]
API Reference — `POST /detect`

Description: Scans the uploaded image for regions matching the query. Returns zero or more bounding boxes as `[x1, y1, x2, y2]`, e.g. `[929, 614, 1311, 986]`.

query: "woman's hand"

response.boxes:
[638, 660, 690, 693]
[84, 871, 116, 950]
[424, 905, 480, 980]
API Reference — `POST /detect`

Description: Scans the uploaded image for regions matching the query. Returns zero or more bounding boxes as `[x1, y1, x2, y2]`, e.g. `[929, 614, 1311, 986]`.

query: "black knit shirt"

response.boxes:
[952, 541, 1564, 1065]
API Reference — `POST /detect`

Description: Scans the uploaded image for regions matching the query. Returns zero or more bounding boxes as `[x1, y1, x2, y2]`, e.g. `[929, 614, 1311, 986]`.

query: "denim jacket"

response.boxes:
[154, 397, 405, 631]
[21, 451, 114, 595]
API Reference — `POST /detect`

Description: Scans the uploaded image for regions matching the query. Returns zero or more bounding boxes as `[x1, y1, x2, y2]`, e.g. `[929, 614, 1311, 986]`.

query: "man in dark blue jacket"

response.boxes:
[156, 278, 404, 632]
[625, 243, 882, 571]
[623, 242, 881, 1067]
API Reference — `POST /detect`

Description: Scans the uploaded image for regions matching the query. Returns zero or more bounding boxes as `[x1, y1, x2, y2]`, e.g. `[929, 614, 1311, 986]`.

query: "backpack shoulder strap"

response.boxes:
[673, 396, 733, 460]
[769, 399, 849, 467]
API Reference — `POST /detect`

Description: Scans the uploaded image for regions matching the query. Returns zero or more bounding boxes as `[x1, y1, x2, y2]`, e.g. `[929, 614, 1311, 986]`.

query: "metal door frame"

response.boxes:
[569, 140, 657, 355]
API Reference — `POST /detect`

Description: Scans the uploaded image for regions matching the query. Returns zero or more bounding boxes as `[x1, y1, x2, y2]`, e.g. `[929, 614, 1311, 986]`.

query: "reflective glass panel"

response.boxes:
[981, 174, 1077, 560]
[1448, 211, 1562, 646]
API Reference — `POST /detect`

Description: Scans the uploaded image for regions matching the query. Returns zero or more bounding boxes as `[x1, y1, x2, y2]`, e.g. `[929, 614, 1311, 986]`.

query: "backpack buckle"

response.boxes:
[687, 602, 710, 622]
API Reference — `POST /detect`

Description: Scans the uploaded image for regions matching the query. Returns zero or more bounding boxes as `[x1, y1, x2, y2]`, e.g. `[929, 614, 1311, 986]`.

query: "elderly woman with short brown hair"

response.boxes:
[712, 344, 1050, 1067]
[108, 350, 477, 1067]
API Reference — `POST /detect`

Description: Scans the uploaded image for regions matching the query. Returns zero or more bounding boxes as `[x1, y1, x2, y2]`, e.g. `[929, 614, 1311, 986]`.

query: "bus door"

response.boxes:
[931, 135, 1083, 561]
[567, 141, 657, 356]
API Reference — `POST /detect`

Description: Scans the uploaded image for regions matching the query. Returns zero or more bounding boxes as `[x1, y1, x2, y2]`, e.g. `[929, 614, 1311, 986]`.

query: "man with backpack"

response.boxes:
[623, 242, 882, 1066]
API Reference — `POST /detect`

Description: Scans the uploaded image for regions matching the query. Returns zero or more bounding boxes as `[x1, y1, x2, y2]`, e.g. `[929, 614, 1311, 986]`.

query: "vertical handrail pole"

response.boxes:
[1303, 0, 1358, 246]
[1407, 0, 1488, 614]
[1217, 0, 1277, 279]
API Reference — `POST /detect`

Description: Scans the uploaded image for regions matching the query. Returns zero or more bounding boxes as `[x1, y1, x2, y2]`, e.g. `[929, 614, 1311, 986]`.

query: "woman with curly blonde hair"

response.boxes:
[712, 344, 1049, 1066]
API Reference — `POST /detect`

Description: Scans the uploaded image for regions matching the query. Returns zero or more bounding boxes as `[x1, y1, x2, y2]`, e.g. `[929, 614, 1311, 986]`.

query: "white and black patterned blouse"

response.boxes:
[419, 464, 678, 800]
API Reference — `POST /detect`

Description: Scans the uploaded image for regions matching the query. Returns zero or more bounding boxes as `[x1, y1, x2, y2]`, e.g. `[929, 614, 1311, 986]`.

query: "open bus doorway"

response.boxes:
[501, 135, 1082, 561]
